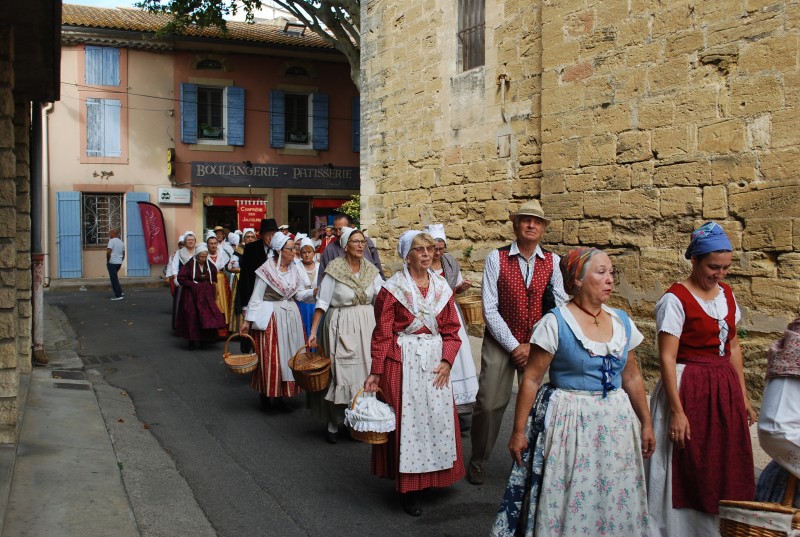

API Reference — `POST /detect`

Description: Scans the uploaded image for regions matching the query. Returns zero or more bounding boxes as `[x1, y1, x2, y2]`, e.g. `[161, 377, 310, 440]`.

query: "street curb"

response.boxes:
[45, 277, 167, 292]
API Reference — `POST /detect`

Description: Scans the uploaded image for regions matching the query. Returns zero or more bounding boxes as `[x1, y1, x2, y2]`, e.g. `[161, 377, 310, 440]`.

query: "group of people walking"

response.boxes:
[160, 201, 797, 534]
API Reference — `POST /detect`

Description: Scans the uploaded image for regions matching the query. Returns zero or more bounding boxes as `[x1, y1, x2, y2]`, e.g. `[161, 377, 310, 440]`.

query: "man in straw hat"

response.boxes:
[468, 199, 568, 485]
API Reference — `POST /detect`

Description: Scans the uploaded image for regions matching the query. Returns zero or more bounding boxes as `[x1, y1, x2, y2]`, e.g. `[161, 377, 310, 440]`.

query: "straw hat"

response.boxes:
[509, 200, 550, 224]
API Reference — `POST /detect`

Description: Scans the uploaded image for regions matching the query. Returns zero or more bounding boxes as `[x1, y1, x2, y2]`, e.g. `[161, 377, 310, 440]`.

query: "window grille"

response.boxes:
[457, 0, 485, 71]
[82, 193, 123, 247]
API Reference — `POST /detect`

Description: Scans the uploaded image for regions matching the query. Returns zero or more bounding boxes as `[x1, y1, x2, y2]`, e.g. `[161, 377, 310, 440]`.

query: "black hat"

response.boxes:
[259, 218, 279, 233]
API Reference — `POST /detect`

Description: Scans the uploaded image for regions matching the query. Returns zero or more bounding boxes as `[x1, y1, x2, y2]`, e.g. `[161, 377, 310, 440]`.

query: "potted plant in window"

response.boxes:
[288, 129, 308, 143]
[200, 123, 223, 138]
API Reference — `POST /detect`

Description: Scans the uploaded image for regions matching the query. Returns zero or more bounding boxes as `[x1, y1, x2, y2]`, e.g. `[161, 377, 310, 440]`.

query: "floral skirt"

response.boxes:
[536, 389, 650, 536]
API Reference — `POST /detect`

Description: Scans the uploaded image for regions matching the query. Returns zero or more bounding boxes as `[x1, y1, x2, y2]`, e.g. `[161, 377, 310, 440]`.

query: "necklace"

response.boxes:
[573, 301, 602, 326]
[412, 273, 430, 289]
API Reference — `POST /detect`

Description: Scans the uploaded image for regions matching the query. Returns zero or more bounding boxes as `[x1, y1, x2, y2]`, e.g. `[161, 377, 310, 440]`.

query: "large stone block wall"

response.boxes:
[0, 24, 32, 444]
[361, 0, 800, 398]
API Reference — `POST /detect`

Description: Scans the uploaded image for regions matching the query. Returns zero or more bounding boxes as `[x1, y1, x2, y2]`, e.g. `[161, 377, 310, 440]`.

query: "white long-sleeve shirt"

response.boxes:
[482, 242, 568, 353]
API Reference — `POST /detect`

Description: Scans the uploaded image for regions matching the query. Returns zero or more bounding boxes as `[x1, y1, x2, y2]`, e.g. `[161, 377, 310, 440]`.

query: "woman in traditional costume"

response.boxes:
[647, 222, 756, 536]
[295, 235, 320, 340]
[206, 234, 231, 338]
[175, 243, 227, 350]
[364, 231, 464, 516]
[307, 228, 382, 444]
[227, 228, 256, 334]
[424, 224, 478, 434]
[493, 247, 654, 537]
[165, 234, 184, 296]
[756, 307, 800, 506]
[171, 231, 196, 331]
[241, 233, 313, 412]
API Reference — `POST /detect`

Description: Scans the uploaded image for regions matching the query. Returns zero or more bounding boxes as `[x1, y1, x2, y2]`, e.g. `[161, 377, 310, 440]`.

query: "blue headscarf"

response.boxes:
[684, 221, 732, 259]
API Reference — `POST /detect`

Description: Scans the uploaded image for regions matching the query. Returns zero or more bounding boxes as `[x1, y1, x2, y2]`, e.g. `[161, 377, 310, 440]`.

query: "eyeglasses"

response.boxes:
[433, 247, 446, 253]
[348, 240, 366, 246]
[410, 246, 434, 254]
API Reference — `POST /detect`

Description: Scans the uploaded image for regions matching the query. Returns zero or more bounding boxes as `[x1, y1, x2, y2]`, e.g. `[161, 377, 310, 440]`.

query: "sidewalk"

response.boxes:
[1, 297, 215, 537]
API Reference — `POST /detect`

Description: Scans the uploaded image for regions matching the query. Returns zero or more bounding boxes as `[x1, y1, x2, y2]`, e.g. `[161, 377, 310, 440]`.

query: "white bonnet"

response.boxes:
[423, 224, 447, 243]
[397, 230, 422, 261]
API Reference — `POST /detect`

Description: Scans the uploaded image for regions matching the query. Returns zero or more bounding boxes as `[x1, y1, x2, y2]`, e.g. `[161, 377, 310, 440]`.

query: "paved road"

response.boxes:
[46, 287, 517, 537]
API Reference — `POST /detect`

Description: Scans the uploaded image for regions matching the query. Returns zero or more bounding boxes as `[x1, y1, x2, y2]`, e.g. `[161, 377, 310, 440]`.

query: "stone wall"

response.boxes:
[0, 24, 32, 444]
[361, 0, 800, 399]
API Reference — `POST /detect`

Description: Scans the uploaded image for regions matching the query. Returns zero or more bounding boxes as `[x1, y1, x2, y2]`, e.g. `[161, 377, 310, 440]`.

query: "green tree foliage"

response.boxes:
[136, 0, 361, 88]
[337, 194, 360, 228]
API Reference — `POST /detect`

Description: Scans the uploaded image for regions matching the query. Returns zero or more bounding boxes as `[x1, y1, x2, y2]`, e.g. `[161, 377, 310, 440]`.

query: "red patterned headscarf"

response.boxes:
[560, 247, 602, 295]
[766, 308, 800, 379]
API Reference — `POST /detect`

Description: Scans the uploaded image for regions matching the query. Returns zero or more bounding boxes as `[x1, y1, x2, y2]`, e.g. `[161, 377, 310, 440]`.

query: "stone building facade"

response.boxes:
[361, 0, 800, 395]
[0, 1, 60, 449]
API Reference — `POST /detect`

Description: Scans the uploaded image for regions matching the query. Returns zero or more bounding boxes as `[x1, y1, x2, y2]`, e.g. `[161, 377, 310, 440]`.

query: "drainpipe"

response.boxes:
[42, 102, 53, 287]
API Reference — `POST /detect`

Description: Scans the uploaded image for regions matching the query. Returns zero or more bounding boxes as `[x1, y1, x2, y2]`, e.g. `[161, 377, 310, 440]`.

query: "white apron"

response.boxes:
[383, 269, 458, 474]
[398, 331, 456, 473]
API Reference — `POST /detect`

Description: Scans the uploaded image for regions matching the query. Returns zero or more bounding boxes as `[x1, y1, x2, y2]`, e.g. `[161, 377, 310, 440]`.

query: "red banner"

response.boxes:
[237, 200, 268, 231]
[137, 201, 170, 265]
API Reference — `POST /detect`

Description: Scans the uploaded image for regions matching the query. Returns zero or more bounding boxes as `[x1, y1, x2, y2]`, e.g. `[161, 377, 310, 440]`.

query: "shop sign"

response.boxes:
[158, 187, 192, 205]
[191, 162, 359, 190]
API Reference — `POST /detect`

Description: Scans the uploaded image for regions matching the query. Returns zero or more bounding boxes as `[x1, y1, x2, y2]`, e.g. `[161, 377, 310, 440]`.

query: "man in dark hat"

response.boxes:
[237, 218, 279, 351]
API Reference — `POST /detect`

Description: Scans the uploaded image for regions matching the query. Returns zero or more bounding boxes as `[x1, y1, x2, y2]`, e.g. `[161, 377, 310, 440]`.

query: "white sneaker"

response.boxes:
[111, 296, 124, 301]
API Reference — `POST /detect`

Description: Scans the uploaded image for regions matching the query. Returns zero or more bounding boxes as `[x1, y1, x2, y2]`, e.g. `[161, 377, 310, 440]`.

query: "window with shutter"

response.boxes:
[86, 98, 122, 158]
[85, 46, 121, 86]
[180, 83, 245, 146]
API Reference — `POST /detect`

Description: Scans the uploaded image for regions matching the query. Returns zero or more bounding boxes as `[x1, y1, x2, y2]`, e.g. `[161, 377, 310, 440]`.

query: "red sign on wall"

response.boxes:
[237, 199, 268, 231]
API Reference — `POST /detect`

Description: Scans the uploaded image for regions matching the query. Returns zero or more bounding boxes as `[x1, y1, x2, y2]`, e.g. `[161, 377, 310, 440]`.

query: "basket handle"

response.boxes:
[351, 387, 385, 411]
[224, 333, 256, 355]
[293, 344, 322, 359]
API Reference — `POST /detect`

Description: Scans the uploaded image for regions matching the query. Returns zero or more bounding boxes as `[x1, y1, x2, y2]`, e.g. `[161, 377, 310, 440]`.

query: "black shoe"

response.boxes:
[402, 492, 422, 516]
[458, 414, 471, 435]
[324, 430, 338, 444]
[467, 465, 484, 485]
[187, 341, 196, 350]
[259, 394, 271, 411]
[273, 398, 294, 413]
[199, 342, 208, 350]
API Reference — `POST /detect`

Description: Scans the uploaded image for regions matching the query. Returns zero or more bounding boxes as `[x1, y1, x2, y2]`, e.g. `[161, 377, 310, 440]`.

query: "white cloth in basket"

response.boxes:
[345, 392, 396, 433]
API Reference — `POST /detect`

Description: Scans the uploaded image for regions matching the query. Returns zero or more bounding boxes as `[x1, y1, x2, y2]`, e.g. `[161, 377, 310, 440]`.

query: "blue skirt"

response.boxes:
[297, 301, 315, 339]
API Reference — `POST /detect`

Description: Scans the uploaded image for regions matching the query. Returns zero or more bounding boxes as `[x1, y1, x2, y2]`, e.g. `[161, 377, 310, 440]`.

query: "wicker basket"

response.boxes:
[223, 334, 258, 375]
[719, 475, 799, 537]
[289, 345, 331, 393]
[348, 388, 390, 445]
[456, 294, 483, 326]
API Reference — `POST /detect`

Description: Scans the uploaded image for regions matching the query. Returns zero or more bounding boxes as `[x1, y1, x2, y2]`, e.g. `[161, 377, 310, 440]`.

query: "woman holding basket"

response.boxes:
[364, 230, 464, 516]
[307, 227, 382, 444]
[241, 233, 314, 412]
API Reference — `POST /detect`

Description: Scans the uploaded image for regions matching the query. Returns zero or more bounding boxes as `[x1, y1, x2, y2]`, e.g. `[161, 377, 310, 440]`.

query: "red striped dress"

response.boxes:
[369, 286, 465, 493]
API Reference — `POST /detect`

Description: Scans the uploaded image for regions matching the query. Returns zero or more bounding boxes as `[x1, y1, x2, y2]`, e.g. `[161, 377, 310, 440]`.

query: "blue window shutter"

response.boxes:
[125, 192, 150, 277]
[312, 92, 329, 151]
[270, 89, 285, 148]
[180, 83, 198, 144]
[85, 46, 120, 86]
[56, 192, 82, 279]
[227, 86, 245, 146]
[104, 99, 122, 157]
[351, 95, 360, 153]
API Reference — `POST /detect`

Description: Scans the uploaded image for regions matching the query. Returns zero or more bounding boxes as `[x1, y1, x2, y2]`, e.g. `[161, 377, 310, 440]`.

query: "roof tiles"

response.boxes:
[62, 3, 333, 49]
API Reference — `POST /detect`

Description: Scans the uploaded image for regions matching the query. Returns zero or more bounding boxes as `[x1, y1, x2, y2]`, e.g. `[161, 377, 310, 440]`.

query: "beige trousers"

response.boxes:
[468, 334, 520, 472]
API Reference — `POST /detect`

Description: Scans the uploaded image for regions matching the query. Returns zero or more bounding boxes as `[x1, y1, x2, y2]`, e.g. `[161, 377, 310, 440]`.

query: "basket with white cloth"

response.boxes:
[345, 388, 395, 445]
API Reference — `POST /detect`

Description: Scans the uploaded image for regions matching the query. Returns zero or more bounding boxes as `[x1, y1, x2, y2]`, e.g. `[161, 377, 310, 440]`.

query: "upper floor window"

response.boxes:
[86, 98, 122, 157]
[196, 59, 224, 71]
[85, 46, 121, 86]
[457, 0, 485, 71]
[179, 83, 245, 146]
[285, 65, 309, 77]
[285, 93, 311, 145]
[197, 86, 225, 141]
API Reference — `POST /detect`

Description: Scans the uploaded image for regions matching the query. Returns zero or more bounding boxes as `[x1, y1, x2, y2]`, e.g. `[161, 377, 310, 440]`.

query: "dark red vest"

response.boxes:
[668, 282, 736, 362]
[495, 245, 553, 344]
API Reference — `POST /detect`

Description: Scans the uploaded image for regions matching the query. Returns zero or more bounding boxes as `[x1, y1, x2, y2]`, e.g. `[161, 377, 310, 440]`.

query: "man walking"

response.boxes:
[317, 213, 384, 284]
[237, 218, 279, 352]
[467, 200, 568, 485]
[107, 227, 125, 301]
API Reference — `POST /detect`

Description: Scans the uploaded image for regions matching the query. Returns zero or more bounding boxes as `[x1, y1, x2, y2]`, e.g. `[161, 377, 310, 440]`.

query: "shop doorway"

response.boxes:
[203, 195, 267, 233]
[205, 205, 237, 231]
[288, 196, 310, 235]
